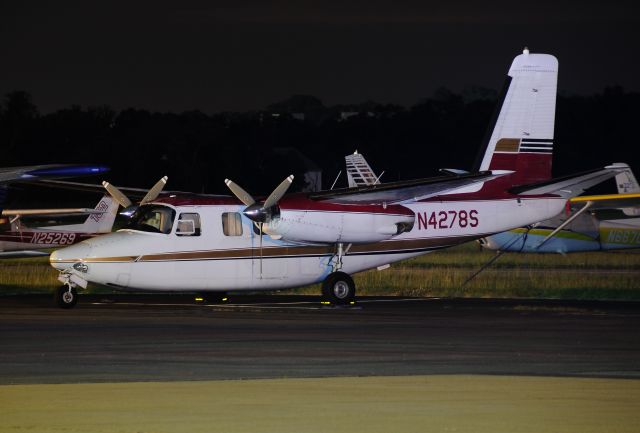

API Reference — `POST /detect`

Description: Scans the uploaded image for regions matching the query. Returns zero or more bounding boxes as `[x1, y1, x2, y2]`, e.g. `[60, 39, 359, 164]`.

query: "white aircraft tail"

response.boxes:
[345, 151, 380, 187]
[615, 165, 640, 216]
[48, 195, 118, 233]
[474, 48, 558, 187]
[615, 166, 640, 194]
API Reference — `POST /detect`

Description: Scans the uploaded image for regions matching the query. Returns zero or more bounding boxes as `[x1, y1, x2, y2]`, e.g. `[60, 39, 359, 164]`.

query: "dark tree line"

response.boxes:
[1, 88, 639, 204]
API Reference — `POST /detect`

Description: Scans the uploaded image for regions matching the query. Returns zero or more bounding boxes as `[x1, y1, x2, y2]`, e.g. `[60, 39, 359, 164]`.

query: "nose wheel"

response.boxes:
[54, 285, 78, 309]
[321, 272, 356, 305]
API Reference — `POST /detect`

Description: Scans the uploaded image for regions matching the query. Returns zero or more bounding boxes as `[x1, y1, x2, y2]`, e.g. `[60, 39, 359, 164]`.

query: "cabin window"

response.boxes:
[126, 205, 176, 234]
[222, 212, 243, 236]
[176, 213, 201, 236]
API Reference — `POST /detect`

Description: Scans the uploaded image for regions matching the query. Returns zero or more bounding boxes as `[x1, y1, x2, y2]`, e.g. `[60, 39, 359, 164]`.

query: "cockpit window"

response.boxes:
[126, 205, 176, 234]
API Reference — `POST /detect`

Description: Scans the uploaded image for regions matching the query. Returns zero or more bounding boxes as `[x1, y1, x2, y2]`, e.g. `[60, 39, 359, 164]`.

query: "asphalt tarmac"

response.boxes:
[1, 294, 640, 384]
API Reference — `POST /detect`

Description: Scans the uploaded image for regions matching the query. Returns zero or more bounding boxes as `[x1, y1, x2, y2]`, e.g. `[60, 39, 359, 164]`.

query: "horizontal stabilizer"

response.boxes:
[510, 163, 629, 198]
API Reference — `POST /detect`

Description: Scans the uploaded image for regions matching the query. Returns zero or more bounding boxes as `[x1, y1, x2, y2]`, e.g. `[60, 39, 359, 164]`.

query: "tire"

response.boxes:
[321, 272, 356, 305]
[54, 285, 78, 309]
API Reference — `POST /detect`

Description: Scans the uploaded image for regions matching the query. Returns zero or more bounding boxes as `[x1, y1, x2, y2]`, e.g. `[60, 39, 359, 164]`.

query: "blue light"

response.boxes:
[26, 165, 110, 178]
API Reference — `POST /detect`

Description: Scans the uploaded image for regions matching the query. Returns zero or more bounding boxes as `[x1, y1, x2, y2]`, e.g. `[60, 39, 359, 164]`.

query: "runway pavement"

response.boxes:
[1, 294, 640, 384]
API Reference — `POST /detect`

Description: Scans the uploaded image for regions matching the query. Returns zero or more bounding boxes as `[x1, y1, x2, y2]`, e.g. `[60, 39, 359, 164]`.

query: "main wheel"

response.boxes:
[54, 285, 78, 309]
[322, 272, 356, 305]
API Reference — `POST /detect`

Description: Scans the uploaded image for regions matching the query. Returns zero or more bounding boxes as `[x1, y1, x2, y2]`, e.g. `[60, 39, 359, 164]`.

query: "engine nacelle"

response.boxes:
[265, 205, 415, 244]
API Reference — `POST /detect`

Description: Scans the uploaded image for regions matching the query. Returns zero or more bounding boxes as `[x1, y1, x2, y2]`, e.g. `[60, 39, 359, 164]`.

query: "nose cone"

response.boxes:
[50, 242, 92, 271]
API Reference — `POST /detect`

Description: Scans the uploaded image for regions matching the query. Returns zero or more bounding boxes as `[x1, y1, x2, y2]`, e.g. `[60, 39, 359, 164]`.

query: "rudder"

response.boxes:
[474, 48, 558, 186]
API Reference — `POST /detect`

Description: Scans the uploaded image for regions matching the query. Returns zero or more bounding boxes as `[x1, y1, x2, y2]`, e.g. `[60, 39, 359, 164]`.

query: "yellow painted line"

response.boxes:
[1, 375, 639, 433]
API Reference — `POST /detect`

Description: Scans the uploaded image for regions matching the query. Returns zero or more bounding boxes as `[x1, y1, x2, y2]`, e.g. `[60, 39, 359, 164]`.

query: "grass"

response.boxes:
[2, 375, 639, 433]
[292, 243, 640, 300]
[2, 242, 640, 300]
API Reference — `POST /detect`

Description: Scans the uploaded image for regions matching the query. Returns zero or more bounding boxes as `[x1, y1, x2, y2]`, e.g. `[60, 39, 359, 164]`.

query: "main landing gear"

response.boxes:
[322, 242, 356, 305]
[54, 285, 78, 309]
[321, 272, 356, 305]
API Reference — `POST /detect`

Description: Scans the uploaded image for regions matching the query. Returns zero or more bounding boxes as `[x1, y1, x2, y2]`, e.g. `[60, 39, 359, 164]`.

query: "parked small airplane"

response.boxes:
[479, 167, 640, 253]
[0, 164, 114, 257]
[49, 49, 627, 308]
[0, 196, 119, 258]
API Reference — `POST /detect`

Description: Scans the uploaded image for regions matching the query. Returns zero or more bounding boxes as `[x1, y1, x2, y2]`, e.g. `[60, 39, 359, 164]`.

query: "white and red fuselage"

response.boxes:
[50, 191, 565, 292]
[50, 50, 592, 295]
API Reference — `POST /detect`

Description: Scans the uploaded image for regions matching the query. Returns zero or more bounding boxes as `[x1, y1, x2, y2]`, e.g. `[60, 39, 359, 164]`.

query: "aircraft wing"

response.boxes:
[27, 179, 215, 198]
[0, 164, 109, 184]
[2, 208, 105, 217]
[569, 192, 640, 210]
[0, 250, 50, 259]
[309, 171, 503, 204]
[510, 163, 630, 198]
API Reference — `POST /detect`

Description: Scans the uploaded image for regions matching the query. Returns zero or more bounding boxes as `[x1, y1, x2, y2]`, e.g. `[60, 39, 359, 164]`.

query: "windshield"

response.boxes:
[126, 205, 176, 234]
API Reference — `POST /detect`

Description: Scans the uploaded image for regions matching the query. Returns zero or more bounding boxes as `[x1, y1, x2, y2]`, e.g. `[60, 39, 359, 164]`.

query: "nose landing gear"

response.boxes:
[54, 285, 78, 309]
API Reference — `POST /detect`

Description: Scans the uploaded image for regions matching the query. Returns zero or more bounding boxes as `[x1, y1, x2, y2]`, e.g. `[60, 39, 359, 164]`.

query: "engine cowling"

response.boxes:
[265, 202, 415, 244]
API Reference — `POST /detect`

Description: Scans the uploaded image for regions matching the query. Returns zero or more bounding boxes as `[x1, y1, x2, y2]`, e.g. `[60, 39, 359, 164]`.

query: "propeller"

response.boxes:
[225, 175, 294, 223]
[102, 176, 168, 216]
[224, 175, 294, 278]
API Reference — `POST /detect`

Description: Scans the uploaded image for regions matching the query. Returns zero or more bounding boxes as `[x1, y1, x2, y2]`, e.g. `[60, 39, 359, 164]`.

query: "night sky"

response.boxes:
[2, 1, 639, 114]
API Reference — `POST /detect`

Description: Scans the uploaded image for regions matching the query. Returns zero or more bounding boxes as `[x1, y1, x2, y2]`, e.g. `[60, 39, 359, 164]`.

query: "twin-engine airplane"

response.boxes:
[50, 49, 627, 308]
[479, 167, 640, 253]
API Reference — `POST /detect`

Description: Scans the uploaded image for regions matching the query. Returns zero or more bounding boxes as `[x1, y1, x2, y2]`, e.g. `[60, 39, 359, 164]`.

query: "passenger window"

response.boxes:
[222, 212, 243, 236]
[176, 213, 201, 236]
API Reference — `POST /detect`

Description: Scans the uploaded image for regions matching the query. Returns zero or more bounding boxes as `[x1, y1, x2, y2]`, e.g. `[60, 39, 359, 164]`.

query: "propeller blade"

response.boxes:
[225, 179, 256, 206]
[141, 176, 168, 205]
[102, 181, 132, 208]
[263, 175, 294, 209]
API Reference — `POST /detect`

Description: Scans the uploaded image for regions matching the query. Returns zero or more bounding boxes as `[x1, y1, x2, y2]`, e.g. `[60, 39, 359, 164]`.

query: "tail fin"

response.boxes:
[474, 48, 558, 186]
[345, 151, 380, 187]
[615, 165, 640, 216]
[49, 195, 119, 233]
[615, 166, 640, 194]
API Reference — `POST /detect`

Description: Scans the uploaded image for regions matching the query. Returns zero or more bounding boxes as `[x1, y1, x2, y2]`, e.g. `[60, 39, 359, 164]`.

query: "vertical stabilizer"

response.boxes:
[615, 166, 640, 194]
[46, 195, 119, 233]
[615, 165, 640, 216]
[474, 48, 558, 186]
[345, 151, 380, 187]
